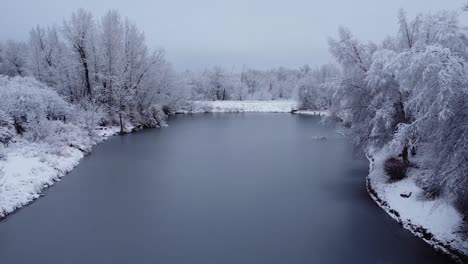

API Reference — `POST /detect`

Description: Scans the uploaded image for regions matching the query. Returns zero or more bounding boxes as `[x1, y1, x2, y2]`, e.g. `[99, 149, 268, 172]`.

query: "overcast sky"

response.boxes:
[1, 0, 467, 71]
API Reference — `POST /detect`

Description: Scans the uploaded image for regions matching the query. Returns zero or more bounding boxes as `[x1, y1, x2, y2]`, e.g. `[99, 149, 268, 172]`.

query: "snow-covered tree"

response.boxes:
[0, 40, 29, 77]
[327, 27, 379, 150]
[397, 9, 421, 50]
[62, 9, 97, 99]
[388, 45, 468, 202]
[209, 66, 228, 101]
[326, 10, 468, 216]
[297, 64, 340, 110]
[0, 76, 74, 140]
[184, 65, 309, 101]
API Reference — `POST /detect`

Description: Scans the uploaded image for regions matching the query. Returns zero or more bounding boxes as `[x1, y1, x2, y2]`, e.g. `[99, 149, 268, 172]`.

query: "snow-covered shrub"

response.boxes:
[75, 100, 107, 137]
[43, 121, 93, 153]
[43, 93, 72, 122]
[297, 82, 329, 110]
[23, 117, 50, 141]
[297, 65, 339, 110]
[0, 76, 73, 140]
[0, 109, 15, 145]
[384, 158, 408, 182]
[140, 104, 167, 128]
[162, 105, 172, 115]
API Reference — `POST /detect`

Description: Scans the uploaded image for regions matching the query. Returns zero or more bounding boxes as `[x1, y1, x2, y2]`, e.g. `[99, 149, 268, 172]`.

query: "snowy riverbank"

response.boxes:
[177, 100, 329, 116]
[367, 150, 468, 262]
[0, 127, 121, 219]
[292, 110, 329, 116]
[178, 100, 299, 113]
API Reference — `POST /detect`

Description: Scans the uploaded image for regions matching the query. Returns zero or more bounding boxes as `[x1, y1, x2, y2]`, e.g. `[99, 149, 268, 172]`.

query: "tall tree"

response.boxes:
[62, 9, 96, 99]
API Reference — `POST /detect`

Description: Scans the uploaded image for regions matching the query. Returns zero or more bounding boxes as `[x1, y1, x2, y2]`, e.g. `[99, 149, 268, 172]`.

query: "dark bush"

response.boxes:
[162, 105, 172, 116]
[140, 104, 167, 128]
[98, 119, 111, 127]
[384, 158, 408, 182]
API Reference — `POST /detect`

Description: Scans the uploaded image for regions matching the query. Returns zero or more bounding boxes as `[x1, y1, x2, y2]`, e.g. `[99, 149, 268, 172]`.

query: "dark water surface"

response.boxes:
[0, 114, 453, 263]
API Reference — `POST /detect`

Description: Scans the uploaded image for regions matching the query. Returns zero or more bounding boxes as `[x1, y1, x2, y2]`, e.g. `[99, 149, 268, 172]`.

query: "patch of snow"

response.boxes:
[293, 110, 329, 116]
[367, 149, 468, 260]
[94, 126, 121, 139]
[0, 142, 83, 217]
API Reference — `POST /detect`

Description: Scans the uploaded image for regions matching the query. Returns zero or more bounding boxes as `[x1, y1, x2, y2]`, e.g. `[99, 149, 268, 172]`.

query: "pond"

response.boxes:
[0, 114, 453, 263]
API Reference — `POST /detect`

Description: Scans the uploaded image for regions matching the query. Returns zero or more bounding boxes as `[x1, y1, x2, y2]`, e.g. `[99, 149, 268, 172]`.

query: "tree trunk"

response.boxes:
[401, 145, 409, 164]
[119, 112, 124, 134]
[78, 46, 92, 98]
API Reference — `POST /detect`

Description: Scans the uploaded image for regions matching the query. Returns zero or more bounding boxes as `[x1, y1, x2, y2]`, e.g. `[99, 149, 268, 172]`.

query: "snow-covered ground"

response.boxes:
[367, 150, 468, 261]
[292, 110, 329, 116]
[0, 126, 121, 219]
[179, 100, 298, 113]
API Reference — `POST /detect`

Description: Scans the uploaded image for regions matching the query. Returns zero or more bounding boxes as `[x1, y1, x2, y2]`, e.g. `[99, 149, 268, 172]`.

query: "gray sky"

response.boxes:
[1, 0, 467, 71]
